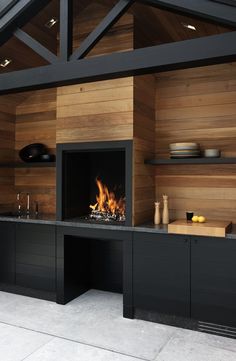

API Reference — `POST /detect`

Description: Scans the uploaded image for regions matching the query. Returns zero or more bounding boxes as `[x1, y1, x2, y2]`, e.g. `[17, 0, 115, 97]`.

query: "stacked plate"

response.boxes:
[169, 143, 201, 158]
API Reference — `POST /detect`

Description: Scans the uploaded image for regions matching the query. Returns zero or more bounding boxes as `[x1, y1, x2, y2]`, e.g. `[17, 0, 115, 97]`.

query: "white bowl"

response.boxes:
[204, 149, 221, 158]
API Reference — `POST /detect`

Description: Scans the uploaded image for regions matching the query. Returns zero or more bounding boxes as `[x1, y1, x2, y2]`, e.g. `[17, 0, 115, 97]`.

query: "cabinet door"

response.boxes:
[133, 232, 190, 317]
[191, 236, 236, 327]
[15, 223, 56, 292]
[0, 222, 15, 284]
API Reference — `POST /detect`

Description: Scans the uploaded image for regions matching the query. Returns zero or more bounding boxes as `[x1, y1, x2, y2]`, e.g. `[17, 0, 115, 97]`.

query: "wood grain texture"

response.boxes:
[155, 62, 236, 223]
[56, 78, 134, 144]
[13, 5, 134, 216]
[133, 75, 156, 225]
[0, 95, 16, 212]
[168, 219, 232, 238]
[57, 3, 134, 145]
[73, 2, 134, 57]
[15, 89, 57, 215]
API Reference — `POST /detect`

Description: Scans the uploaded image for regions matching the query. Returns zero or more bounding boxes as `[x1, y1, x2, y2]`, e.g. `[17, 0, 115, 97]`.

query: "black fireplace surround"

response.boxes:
[56, 140, 133, 226]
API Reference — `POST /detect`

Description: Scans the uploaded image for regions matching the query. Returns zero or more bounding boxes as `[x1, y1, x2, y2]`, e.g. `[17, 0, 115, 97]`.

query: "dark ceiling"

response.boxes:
[0, 0, 234, 74]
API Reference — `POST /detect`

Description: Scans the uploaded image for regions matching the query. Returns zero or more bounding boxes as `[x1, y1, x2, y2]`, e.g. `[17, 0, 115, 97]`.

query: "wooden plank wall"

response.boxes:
[0, 95, 16, 212]
[57, 4, 134, 144]
[133, 75, 156, 225]
[13, 5, 134, 217]
[73, 2, 134, 57]
[155, 62, 236, 222]
[56, 78, 134, 143]
[15, 89, 57, 215]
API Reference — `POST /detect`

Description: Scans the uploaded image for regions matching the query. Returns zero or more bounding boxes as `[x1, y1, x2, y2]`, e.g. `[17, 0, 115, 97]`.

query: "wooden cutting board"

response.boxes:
[168, 219, 232, 238]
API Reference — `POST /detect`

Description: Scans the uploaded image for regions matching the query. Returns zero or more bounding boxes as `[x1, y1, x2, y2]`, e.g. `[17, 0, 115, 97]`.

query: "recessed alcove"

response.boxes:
[57, 141, 133, 226]
[63, 235, 123, 297]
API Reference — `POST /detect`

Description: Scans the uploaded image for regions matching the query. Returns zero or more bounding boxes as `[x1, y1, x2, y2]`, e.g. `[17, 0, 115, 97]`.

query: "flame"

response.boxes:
[89, 178, 125, 219]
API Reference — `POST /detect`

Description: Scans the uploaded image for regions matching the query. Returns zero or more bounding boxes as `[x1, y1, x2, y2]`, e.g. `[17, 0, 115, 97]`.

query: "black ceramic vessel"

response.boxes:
[19, 143, 47, 162]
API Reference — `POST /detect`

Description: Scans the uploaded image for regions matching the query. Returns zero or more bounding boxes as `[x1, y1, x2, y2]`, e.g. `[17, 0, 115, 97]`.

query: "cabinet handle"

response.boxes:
[194, 239, 198, 244]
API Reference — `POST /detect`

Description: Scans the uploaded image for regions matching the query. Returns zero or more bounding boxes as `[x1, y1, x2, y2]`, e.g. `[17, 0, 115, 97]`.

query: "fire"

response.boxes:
[89, 178, 125, 222]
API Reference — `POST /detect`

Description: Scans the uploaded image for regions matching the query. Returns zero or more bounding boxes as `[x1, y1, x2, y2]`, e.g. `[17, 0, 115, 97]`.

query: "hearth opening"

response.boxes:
[57, 141, 132, 226]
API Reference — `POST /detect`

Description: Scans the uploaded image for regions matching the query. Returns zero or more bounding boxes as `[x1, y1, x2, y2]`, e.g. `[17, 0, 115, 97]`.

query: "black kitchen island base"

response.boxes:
[0, 282, 56, 302]
[1, 218, 236, 339]
[56, 225, 133, 317]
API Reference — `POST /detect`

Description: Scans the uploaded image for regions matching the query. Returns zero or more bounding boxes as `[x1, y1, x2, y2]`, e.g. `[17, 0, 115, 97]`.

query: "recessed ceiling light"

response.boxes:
[0, 58, 12, 68]
[45, 18, 58, 29]
[182, 23, 197, 31]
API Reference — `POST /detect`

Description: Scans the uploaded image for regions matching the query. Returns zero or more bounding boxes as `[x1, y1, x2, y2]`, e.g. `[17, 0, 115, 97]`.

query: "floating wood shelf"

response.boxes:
[145, 158, 236, 165]
[0, 162, 56, 168]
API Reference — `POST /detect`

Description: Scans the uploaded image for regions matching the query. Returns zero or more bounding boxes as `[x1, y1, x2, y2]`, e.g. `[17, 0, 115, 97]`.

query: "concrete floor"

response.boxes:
[0, 290, 236, 361]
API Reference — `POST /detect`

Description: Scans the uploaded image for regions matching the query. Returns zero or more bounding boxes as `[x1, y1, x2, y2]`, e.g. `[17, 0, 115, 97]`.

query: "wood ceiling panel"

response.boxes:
[22, 0, 59, 53]
[131, 2, 233, 47]
[0, 0, 234, 74]
[0, 36, 48, 73]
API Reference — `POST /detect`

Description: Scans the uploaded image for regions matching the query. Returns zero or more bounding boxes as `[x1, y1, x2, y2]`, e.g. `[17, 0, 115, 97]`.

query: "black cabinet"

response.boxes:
[133, 232, 190, 318]
[133, 232, 236, 328]
[191, 236, 236, 327]
[15, 223, 56, 292]
[0, 222, 15, 284]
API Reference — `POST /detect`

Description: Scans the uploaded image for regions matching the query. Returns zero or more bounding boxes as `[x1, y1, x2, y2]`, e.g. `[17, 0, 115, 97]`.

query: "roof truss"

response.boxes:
[70, 0, 135, 61]
[0, 0, 236, 94]
[0, 0, 51, 47]
[138, 0, 236, 27]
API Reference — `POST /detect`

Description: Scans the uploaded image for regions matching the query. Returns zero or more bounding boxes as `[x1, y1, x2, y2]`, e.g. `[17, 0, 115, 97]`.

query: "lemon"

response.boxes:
[198, 216, 206, 223]
[192, 216, 199, 222]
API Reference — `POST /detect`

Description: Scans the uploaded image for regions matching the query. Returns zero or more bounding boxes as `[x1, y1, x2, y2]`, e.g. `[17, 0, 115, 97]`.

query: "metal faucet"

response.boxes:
[16, 192, 22, 217]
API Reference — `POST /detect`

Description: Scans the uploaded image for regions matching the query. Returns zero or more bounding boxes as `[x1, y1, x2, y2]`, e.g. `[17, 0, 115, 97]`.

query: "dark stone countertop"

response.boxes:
[0, 214, 57, 226]
[0, 215, 236, 239]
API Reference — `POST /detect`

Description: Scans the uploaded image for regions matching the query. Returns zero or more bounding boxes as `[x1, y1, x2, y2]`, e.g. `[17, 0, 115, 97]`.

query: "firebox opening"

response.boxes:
[62, 149, 126, 224]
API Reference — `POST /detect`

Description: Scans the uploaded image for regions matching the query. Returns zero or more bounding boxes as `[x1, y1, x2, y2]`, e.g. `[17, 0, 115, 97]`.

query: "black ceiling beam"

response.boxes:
[0, 0, 18, 19]
[212, 0, 236, 7]
[70, 0, 135, 61]
[0, 0, 51, 47]
[60, 0, 73, 61]
[138, 0, 236, 27]
[14, 28, 59, 64]
[0, 30, 236, 94]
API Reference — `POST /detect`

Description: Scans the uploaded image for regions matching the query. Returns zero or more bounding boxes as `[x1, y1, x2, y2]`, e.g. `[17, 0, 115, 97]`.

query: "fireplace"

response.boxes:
[57, 141, 133, 226]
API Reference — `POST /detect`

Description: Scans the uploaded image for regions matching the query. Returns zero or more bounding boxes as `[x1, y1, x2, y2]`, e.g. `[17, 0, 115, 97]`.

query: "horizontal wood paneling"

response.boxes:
[15, 89, 57, 215]
[155, 62, 236, 223]
[133, 75, 156, 225]
[57, 3, 134, 145]
[12, 8, 134, 217]
[0, 95, 16, 212]
[57, 78, 134, 144]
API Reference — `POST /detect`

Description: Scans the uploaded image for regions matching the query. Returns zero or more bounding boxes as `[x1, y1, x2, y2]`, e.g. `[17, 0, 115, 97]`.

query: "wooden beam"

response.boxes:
[60, 0, 73, 61]
[0, 30, 236, 94]
[70, 0, 135, 61]
[14, 28, 59, 64]
[138, 0, 236, 27]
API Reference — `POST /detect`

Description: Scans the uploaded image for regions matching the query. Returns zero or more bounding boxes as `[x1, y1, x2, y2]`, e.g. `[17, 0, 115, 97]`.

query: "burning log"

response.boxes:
[89, 178, 125, 222]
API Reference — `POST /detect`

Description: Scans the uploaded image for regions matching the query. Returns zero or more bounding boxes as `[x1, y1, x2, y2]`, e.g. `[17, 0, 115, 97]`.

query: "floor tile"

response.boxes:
[175, 328, 236, 353]
[0, 292, 19, 307]
[0, 322, 52, 361]
[155, 336, 236, 361]
[24, 338, 144, 361]
[0, 290, 174, 360]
